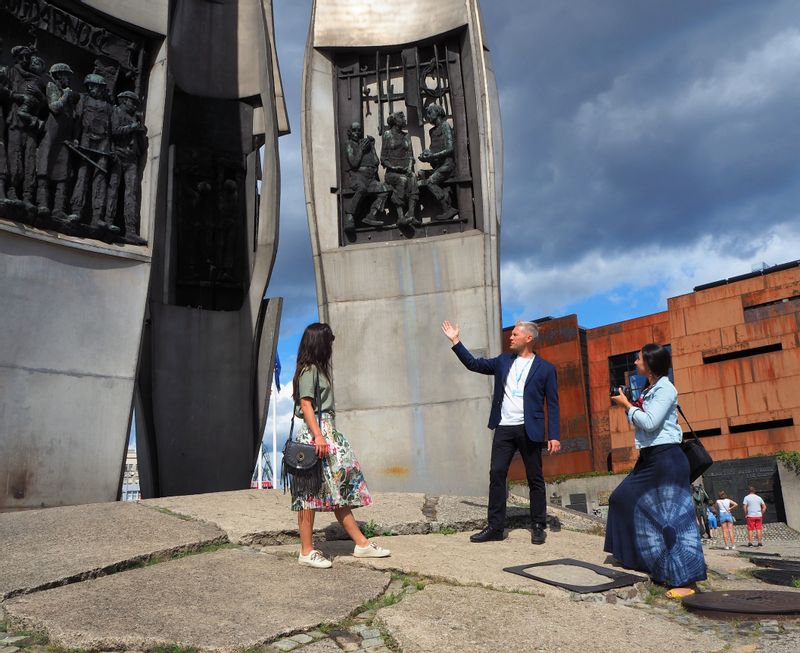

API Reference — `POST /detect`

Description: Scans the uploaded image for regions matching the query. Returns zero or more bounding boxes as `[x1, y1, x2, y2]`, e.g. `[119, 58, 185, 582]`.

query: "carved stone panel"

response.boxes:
[0, 0, 152, 245]
[168, 89, 254, 312]
[332, 31, 479, 245]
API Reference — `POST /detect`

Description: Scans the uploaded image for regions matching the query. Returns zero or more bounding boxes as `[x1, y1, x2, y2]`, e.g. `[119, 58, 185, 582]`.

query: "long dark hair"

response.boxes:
[292, 322, 334, 403]
[640, 343, 672, 391]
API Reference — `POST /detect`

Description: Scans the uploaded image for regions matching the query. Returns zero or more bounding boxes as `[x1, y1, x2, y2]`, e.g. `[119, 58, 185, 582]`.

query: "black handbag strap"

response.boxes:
[288, 368, 323, 441]
[677, 404, 699, 442]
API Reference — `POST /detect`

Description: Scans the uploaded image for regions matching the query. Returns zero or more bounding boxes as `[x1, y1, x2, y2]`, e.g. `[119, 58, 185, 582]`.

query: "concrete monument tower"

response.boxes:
[0, 0, 288, 509]
[301, 0, 503, 494]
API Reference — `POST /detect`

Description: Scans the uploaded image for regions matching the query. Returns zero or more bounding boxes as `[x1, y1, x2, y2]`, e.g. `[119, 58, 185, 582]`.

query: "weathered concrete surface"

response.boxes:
[0, 502, 225, 599]
[143, 490, 429, 544]
[142, 490, 558, 545]
[303, 0, 503, 497]
[375, 583, 726, 653]
[778, 461, 800, 532]
[3, 548, 390, 653]
[265, 528, 620, 598]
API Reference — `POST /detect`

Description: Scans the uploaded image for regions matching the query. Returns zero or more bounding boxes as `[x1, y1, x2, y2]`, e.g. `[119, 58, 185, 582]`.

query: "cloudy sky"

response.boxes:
[257, 0, 800, 460]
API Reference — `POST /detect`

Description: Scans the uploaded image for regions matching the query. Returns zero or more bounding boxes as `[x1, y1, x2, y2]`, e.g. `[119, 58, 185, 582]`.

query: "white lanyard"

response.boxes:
[513, 357, 533, 387]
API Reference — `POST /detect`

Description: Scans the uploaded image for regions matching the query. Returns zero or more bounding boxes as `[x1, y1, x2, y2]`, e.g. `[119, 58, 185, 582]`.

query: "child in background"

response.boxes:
[706, 499, 718, 541]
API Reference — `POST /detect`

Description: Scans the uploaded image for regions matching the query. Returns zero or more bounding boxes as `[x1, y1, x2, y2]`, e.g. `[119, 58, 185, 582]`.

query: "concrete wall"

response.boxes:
[0, 3, 170, 509]
[136, 0, 287, 498]
[1, 0, 288, 507]
[302, 0, 502, 495]
[777, 461, 800, 532]
[545, 473, 627, 520]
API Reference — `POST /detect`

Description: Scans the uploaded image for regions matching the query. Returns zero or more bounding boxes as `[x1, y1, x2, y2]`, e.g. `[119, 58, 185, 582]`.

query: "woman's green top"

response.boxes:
[294, 365, 335, 418]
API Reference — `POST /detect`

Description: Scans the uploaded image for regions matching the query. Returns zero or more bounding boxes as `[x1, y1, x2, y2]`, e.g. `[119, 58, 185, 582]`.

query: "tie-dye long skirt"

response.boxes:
[604, 443, 707, 587]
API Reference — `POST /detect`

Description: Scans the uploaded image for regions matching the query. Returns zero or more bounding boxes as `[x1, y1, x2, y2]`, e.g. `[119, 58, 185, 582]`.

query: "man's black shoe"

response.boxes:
[470, 527, 504, 543]
[531, 526, 547, 545]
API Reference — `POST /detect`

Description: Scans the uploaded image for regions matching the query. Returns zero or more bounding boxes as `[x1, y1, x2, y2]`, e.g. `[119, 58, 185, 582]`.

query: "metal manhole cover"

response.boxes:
[683, 590, 800, 619]
[752, 569, 800, 588]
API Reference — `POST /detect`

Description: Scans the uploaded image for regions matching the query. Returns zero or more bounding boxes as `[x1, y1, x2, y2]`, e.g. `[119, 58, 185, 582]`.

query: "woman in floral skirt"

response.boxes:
[290, 322, 390, 568]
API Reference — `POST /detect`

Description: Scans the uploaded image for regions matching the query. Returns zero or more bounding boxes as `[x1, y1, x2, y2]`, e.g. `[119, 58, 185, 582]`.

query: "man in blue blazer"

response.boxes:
[442, 319, 561, 544]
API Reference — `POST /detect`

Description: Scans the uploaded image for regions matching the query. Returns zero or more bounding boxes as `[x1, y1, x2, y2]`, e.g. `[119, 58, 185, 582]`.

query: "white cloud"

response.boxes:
[501, 220, 800, 320]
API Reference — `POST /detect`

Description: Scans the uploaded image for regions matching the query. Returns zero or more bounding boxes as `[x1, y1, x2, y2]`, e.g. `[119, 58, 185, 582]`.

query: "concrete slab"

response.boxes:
[264, 528, 615, 598]
[142, 490, 429, 545]
[4, 548, 390, 653]
[143, 490, 594, 546]
[0, 502, 226, 599]
[375, 583, 727, 653]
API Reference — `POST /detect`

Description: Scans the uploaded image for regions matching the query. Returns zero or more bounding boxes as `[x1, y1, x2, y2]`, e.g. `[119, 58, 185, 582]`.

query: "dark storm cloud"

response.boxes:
[484, 0, 800, 266]
[267, 0, 800, 326]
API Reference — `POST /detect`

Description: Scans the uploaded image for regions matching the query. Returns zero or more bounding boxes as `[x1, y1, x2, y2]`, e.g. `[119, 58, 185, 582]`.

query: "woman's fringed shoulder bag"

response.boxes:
[678, 404, 713, 482]
[281, 372, 324, 498]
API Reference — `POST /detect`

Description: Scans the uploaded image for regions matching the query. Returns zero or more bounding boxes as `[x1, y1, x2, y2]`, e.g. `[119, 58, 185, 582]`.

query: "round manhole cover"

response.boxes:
[752, 569, 800, 588]
[683, 590, 800, 619]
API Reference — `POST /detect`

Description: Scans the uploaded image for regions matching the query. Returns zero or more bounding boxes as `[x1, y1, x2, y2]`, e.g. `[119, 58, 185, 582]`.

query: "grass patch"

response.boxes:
[359, 592, 402, 612]
[147, 506, 198, 522]
[433, 526, 458, 535]
[149, 646, 199, 653]
[390, 572, 428, 591]
[792, 577, 800, 589]
[361, 520, 397, 538]
[644, 583, 669, 606]
[131, 541, 233, 569]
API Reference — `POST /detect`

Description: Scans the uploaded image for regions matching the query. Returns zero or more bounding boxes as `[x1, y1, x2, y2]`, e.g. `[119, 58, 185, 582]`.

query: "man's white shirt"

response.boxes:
[499, 355, 535, 426]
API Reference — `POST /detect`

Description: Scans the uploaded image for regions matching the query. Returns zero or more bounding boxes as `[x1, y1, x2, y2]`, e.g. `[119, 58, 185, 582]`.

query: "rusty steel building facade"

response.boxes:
[506, 260, 800, 483]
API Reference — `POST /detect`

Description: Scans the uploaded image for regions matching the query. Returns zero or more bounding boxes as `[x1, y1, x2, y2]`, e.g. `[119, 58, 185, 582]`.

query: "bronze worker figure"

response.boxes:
[6, 47, 46, 210]
[0, 40, 11, 205]
[67, 73, 114, 230]
[36, 63, 79, 222]
[418, 103, 458, 222]
[105, 90, 147, 244]
[381, 111, 419, 227]
[342, 121, 388, 232]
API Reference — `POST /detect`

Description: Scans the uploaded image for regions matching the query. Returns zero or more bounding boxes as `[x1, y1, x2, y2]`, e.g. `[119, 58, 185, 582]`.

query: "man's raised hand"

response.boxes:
[441, 320, 460, 344]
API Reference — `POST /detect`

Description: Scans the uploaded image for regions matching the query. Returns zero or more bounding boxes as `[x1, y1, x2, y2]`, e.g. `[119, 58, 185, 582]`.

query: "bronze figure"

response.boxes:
[418, 103, 458, 221]
[67, 73, 114, 230]
[105, 91, 147, 244]
[381, 111, 418, 226]
[36, 63, 79, 222]
[342, 121, 388, 232]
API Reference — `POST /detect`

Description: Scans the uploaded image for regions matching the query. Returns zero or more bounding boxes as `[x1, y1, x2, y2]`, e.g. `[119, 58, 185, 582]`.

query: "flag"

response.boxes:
[274, 350, 281, 391]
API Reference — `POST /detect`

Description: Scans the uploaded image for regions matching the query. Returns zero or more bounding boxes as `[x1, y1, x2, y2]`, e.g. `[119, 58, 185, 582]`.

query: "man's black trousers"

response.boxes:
[488, 424, 546, 531]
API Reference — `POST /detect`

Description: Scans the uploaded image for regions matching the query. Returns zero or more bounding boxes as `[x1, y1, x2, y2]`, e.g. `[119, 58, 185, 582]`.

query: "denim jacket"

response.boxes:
[627, 376, 683, 449]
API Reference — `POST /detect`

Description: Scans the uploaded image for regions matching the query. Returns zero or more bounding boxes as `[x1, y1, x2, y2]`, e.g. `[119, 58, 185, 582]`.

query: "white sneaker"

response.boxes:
[298, 549, 332, 569]
[724, 546, 730, 550]
[353, 542, 391, 558]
